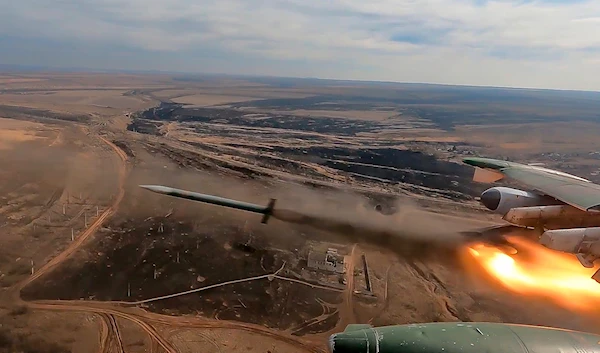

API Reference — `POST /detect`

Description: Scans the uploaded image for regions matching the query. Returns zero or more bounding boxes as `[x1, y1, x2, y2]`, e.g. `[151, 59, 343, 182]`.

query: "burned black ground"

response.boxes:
[269, 146, 481, 197]
[0, 104, 89, 124]
[20, 215, 343, 333]
[112, 140, 135, 158]
[128, 103, 486, 201]
[225, 88, 600, 130]
[132, 103, 385, 136]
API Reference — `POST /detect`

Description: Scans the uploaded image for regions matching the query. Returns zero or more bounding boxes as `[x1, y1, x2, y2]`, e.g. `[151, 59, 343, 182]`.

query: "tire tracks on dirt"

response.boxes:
[28, 301, 178, 353]
[342, 244, 357, 325]
[16, 134, 127, 293]
[10, 131, 165, 353]
[15, 130, 326, 353]
[368, 264, 391, 324]
[28, 299, 325, 353]
[108, 314, 125, 353]
[406, 260, 469, 322]
[97, 314, 110, 353]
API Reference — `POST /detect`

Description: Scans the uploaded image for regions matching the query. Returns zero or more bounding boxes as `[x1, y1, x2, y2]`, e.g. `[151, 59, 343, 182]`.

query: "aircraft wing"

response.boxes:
[464, 157, 600, 212]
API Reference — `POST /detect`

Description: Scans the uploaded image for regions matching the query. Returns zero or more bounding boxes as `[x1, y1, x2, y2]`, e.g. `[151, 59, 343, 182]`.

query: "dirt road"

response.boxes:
[28, 301, 178, 353]
[97, 314, 110, 353]
[16, 131, 184, 353]
[337, 243, 357, 331]
[17, 133, 128, 292]
[14, 130, 326, 353]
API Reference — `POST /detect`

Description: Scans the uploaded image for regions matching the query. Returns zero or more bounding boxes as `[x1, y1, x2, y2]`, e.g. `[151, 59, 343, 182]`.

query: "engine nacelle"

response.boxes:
[479, 186, 557, 215]
[540, 227, 600, 254]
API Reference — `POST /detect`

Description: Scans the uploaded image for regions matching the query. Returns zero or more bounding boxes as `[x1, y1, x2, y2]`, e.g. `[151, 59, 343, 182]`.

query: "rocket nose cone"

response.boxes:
[480, 188, 501, 211]
[139, 185, 172, 194]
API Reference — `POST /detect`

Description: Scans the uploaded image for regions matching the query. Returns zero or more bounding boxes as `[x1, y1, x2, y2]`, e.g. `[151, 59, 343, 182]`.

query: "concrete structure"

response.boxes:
[307, 248, 345, 273]
[362, 253, 372, 292]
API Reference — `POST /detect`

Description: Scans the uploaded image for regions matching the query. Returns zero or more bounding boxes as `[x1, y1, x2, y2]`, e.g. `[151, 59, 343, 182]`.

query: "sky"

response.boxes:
[1, 0, 599, 91]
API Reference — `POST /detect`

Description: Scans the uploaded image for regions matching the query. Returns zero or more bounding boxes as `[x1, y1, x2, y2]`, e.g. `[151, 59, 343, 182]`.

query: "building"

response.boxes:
[307, 248, 345, 273]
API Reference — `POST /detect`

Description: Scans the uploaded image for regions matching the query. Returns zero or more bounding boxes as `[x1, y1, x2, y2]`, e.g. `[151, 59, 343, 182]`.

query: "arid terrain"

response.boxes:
[2, 72, 600, 353]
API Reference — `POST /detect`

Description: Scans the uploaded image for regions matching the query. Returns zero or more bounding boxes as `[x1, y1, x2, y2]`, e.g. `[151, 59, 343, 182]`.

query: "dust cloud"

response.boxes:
[0, 126, 108, 188]
[270, 186, 474, 261]
[116, 146, 600, 333]
[0, 139, 74, 193]
[127, 152, 479, 261]
[0, 140, 69, 173]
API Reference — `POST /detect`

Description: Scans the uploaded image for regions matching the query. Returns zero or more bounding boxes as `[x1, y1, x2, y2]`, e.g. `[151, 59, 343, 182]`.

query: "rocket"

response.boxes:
[139, 185, 276, 223]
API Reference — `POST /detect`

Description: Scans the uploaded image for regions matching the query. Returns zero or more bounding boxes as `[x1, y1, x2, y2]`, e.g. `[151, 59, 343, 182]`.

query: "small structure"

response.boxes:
[307, 248, 345, 273]
[362, 253, 372, 292]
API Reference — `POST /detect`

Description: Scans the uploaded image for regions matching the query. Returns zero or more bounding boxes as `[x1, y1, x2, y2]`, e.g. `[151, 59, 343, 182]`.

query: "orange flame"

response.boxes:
[465, 237, 600, 311]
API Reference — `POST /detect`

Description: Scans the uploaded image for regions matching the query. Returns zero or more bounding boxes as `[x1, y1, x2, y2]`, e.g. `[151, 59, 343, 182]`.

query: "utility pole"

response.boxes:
[71, 228, 74, 241]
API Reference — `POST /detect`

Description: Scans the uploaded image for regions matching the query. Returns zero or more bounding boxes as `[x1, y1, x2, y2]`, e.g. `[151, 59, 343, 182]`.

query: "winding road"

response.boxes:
[14, 130, 326, 353]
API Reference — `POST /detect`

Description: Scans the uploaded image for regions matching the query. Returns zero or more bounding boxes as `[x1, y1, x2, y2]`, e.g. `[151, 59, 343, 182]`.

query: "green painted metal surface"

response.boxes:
[330, 322, 600, 353]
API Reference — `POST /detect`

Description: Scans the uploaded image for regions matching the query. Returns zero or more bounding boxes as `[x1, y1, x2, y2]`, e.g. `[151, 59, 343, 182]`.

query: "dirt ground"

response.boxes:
[0, 118, 122, 353]
[2, 72, 600, 353]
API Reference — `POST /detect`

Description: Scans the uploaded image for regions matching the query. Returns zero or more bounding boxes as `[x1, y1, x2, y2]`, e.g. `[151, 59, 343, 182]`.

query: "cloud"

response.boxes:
[0, 0, 599, 90]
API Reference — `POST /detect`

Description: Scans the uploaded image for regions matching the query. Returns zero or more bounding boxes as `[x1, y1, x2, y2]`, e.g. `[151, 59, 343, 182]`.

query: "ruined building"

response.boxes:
[307, 248, 345, 273]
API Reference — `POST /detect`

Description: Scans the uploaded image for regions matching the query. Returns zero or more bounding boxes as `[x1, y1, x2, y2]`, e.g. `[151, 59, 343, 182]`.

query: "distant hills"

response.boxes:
[1, 63, 599, 96]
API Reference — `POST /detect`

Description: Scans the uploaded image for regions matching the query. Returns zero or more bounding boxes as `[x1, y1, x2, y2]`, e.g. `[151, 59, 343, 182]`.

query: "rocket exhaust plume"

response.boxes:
[139, 185, 473, 258]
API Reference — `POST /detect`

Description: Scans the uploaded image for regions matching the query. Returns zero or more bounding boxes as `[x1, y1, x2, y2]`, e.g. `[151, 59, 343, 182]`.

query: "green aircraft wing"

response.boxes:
[464, 157, 600, 212]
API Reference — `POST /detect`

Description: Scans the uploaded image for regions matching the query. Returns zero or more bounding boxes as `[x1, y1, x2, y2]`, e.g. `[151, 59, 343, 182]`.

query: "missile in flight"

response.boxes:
[139, 185, 276, 223]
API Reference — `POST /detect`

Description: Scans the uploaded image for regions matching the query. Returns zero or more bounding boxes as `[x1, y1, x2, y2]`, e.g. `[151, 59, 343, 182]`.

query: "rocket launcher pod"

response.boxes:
[329, 322, 600, 353]
[139, 185, 276, 224]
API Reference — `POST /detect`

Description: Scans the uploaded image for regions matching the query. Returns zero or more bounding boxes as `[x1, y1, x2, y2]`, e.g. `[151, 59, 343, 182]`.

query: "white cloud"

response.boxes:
[0, 0, 599, 90]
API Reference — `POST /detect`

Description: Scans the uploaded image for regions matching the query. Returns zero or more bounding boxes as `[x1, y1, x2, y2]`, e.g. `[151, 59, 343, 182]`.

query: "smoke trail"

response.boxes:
[272, 205, 469, 260]
[133, 169, 493, 261]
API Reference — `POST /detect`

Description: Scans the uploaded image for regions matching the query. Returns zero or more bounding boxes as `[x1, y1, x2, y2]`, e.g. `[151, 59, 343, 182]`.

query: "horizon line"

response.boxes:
[0, 63, 598, 94]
